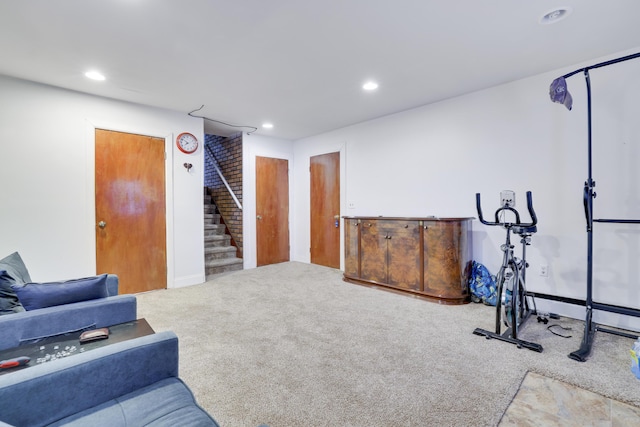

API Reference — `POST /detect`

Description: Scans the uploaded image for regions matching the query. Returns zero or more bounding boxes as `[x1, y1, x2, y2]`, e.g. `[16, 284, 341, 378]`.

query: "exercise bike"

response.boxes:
[472, 191, 544, 352]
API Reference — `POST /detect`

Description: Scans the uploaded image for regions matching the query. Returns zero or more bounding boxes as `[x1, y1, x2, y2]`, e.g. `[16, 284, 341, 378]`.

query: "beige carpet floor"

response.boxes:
[136, 262, 640, 427]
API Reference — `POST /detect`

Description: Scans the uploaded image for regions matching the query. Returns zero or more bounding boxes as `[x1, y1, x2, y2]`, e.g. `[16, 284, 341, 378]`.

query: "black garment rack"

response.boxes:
[549, 51, 640, 362]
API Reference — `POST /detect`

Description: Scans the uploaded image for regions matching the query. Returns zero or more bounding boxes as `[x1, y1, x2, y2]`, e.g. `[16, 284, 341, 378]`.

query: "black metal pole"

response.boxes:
[569, 70, 596, 362]
[585, 69, 594, 311]
[562, 51, 640, 79]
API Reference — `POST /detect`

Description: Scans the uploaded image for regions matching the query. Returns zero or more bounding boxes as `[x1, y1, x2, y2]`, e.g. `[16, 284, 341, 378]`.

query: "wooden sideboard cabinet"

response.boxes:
[343, 216, 473, 304]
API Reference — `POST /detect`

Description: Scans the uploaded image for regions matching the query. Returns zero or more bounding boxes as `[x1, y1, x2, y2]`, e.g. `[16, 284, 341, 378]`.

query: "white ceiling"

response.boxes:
[1, 1, 640, 140]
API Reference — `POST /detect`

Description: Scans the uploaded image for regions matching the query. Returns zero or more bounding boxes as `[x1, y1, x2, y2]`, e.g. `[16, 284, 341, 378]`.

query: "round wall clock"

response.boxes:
[176, 132, 199, 154]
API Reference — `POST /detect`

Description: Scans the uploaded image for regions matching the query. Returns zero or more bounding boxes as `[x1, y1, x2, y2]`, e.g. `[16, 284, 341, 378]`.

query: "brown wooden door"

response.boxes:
[95, 129, 167, 294]
[310, 152, 340, 268]
[256, 156, 290, 266]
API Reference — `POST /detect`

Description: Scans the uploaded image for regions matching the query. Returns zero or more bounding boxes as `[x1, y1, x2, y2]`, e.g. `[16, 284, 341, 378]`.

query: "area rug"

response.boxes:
[499, 371, 640, 426]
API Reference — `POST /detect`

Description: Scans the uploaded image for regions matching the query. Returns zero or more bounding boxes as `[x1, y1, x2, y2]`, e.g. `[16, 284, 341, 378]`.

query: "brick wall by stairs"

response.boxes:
[204, 192, 243, 280]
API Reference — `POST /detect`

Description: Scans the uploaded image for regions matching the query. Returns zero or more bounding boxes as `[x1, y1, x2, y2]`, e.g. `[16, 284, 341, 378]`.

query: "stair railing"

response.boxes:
[204, 144, 242, 211]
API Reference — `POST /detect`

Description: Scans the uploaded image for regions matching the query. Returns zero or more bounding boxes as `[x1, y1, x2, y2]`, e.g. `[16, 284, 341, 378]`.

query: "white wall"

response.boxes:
[292, 47, 640, 330]
[0, 75, 205, 288]
[242, 133, 294, 269]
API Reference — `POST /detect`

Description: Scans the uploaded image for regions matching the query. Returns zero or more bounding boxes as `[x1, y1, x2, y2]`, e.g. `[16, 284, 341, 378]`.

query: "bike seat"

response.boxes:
[512, 225, 537, 235]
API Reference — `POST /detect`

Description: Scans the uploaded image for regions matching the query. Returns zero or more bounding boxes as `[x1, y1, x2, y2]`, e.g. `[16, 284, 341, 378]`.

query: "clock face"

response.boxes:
[177, 132, 198, 154]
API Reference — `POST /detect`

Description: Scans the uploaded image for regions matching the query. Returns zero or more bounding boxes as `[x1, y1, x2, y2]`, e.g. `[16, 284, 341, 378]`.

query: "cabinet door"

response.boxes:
[423, 220, 470, 299]
[385, 220, 422, 291]
[360, 220, 387, 284]
[344, 219, 360, 278]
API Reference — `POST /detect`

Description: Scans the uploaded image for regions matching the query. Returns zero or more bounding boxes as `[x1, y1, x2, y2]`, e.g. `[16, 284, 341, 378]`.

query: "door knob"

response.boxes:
[256, 215, 263, 220]
[98, 221, 107, 229]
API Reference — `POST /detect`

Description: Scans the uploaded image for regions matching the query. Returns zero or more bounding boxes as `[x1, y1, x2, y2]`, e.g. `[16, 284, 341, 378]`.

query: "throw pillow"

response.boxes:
[0, 251, 32, 284]
[11, 274, 109, 311]
[0, 270, 26, 315]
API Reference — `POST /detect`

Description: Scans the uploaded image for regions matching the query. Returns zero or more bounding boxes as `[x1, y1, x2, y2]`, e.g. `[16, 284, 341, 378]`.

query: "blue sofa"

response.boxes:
[0, 274, 136, 352]
[0, 331, 219, 426]
[0, 252, 137, 351]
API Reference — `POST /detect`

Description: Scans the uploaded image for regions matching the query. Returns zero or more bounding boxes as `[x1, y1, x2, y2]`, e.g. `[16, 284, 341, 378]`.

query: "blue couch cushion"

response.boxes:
[11, 274, 109, 311]
[49, 378, 219, 427]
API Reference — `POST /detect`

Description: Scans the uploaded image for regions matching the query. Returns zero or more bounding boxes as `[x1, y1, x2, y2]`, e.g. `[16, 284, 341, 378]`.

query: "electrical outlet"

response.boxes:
[348, 202, 356, 209]
[539, 265, 549, 277]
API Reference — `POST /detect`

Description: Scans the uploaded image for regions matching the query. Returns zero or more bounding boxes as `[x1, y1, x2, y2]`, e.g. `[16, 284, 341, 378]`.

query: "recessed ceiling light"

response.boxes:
[85, 70, 106, 81]
[539, 7, 572, 25]
[362, 81, 379, 91]
[262, 123, 274, 129]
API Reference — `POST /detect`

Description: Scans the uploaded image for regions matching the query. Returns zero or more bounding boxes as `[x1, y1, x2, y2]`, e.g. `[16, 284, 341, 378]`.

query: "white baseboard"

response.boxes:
[170, 273, 205, 289]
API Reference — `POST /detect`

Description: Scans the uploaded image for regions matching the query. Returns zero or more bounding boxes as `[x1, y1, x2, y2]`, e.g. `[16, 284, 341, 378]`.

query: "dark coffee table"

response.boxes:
[0, 318, 154, 375]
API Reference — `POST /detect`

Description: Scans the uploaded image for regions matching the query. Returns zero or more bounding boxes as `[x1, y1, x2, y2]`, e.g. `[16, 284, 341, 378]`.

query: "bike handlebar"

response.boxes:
[476, 191, 537, 228]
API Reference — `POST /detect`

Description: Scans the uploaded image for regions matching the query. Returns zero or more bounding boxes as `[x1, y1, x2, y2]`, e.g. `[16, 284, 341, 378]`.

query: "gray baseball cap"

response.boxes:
[549, 77, 573, 110]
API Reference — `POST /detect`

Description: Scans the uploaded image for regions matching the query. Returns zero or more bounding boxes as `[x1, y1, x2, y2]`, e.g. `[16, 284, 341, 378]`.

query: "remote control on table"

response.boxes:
[0, 356, 30, 369]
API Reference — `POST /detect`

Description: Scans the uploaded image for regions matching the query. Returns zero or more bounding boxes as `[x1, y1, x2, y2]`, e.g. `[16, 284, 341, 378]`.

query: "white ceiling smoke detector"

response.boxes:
[539, 7, 572, 25]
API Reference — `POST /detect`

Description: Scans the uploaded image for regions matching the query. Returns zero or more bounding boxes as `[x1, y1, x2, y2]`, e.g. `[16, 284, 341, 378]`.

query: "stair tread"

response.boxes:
[205, 246, 236, 253]
[205, 234, 230, 240]
[205, 257, 243, 267]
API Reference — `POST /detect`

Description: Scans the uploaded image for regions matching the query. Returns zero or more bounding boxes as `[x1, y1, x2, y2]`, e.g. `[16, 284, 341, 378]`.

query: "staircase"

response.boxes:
[204, 191, 243, 280]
